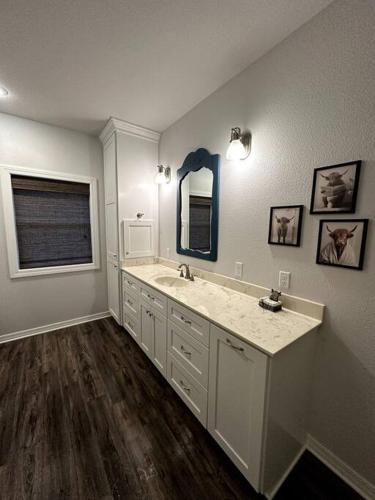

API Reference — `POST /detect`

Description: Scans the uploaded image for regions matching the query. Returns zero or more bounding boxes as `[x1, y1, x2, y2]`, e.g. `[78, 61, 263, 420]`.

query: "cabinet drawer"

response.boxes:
[168, 321, 209, 389]
[140, 283, 167, 315]
[123, 292, 140, 319]
[167, 353, 208, 427]
[122, 272, 141, 296]
[168, 300, 209, 346]
[123, 312, 140, 343]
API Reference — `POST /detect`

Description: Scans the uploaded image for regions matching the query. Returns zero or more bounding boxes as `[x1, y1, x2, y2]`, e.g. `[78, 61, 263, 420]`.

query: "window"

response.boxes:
[1, 166, 100, 278]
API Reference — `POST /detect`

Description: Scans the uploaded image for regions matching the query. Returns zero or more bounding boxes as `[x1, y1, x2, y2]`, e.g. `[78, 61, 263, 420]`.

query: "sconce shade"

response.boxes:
[226, 127, 250, 160]
[155, 165, 171, 184]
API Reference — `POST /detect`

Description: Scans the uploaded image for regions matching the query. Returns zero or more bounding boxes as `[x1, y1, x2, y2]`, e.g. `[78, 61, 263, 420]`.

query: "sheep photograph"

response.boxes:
[268, 205, 303, 247]
[316, 219, 368, 270]
[310, 161, 361, 214]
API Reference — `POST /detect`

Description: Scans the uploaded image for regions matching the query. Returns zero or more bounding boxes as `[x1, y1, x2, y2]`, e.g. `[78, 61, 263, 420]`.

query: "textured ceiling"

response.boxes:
[0, 0, 332, 134]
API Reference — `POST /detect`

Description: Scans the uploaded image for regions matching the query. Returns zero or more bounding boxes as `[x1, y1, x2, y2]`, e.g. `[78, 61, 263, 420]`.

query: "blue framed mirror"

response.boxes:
[176, 148, 220, 261]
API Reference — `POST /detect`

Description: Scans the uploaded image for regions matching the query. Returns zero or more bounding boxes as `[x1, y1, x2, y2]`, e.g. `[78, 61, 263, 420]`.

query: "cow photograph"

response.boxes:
[268, 205, 303, 247]
[316, 219, 368, 270]
[310, 161, 361, 214]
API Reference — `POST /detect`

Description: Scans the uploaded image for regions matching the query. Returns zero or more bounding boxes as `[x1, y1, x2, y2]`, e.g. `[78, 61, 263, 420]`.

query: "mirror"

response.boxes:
[177, 148, 219, 261]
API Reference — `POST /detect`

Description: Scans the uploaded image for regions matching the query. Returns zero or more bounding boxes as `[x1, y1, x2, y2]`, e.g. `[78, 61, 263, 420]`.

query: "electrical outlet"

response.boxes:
[166, 247, 170, 258]
[234, 262, 243, 279]
[279, 271, 291, 289]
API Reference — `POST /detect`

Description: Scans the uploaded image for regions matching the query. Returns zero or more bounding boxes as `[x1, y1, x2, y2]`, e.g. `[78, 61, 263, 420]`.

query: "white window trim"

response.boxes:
[0, 164, 100, 278]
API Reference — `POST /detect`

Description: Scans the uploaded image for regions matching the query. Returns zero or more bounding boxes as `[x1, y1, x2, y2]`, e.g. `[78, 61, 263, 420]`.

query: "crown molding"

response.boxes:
[99, 117, 161, 144]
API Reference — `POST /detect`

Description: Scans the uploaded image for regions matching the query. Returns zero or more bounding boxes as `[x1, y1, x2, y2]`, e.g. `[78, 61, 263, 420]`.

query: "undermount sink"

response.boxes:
[154, 276, 189, 288]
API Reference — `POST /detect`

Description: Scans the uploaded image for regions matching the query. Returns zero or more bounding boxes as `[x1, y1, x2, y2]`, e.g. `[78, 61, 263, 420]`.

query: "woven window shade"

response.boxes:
[11, 175, 92, 269]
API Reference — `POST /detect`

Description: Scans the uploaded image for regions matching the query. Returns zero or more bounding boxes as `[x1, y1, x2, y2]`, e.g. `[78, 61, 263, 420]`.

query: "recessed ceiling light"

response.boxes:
[0, 86, 9, 97]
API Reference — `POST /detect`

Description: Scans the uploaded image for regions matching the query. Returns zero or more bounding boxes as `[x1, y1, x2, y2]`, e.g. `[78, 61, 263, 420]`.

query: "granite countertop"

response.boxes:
[122, 264, 321, 357]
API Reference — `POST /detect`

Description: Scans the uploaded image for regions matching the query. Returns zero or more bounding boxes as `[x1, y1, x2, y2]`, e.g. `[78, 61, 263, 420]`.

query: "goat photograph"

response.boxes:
[316, 219, 368, 270]
[310, 160, 361, 214]
[268, 205, 303, 247]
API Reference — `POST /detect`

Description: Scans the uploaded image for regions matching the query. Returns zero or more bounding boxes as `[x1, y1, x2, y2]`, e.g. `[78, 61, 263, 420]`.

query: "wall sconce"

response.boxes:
[226, 127, 251, 160]
[155, 165, 171, 184]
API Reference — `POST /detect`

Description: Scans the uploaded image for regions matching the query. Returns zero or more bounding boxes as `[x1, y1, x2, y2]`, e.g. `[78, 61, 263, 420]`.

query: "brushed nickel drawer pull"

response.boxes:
[127, 280, 134, 286]
[180, 345, 192, 357]
[179, 380, 191, 393]
[127, 298, 133, 306]
[226, 338, 244, 352]
[180, 315, 191, 325]
[147, 293, 155, 301]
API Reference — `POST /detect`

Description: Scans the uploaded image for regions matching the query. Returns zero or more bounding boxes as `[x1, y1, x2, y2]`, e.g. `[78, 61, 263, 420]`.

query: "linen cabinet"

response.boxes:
[100, 118, 160, 324]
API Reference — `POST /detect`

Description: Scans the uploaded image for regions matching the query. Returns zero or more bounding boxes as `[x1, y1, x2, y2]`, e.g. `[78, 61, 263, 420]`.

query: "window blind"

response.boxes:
[11, 175, 93, 269]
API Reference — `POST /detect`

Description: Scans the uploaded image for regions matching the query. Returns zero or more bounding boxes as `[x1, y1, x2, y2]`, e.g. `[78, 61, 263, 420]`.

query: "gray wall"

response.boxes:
[159, 0, 375, 485]
[0, 112, 108, 335]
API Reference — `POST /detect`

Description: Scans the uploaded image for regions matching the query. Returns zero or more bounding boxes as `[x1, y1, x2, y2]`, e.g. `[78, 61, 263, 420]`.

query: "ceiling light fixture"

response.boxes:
[155, 165, 171, 184]
[226, 127, 251, 161]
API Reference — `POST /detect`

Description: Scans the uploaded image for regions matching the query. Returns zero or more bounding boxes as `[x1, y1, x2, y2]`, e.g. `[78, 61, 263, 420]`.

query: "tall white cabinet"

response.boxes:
[100, 118, 160, 324]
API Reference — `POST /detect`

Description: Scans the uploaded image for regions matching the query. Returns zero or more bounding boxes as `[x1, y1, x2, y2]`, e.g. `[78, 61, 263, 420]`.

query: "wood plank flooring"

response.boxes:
[0, 318, 362, 500]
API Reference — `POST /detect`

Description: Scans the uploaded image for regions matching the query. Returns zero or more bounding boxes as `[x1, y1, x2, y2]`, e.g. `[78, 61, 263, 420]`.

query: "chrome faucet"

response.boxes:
[178, 263, 194, 281]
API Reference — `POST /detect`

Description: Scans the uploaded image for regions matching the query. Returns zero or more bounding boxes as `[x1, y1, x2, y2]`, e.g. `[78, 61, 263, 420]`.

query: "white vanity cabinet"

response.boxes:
[208, 324, 268, 489]
[139, 301, 167, 376]
[121, 270, 318, 498]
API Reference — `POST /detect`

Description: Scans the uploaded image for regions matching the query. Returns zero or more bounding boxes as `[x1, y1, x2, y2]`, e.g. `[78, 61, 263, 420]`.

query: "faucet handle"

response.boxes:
[189, 273, 195, 282]
[179, 269, 184, 278]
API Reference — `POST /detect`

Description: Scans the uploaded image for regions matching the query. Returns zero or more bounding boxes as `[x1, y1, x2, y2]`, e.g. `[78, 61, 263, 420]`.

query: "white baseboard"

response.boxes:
[307, 434, 375, 500]
[0, 311, 111, 344]
[264, 445, 306, 499]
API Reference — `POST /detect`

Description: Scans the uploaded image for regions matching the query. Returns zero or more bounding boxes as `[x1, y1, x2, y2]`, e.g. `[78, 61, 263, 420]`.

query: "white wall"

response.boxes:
[159, 0, 375, 486]
[0, 112, 108, 335]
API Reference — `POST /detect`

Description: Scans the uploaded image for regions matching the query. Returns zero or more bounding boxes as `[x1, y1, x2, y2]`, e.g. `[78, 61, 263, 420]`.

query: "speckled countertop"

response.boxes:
[122, 264, 321, 357]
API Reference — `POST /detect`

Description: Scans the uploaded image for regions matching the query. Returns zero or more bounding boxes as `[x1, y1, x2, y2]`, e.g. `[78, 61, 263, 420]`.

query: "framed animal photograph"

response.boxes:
[310, 160, 361, 214]
[268, 205, 304, 247]
[316, 219, 368, 270]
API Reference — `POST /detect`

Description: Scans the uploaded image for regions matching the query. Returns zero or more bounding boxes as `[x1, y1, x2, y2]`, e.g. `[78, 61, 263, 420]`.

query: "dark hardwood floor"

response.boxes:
[0, 318, 362, 500]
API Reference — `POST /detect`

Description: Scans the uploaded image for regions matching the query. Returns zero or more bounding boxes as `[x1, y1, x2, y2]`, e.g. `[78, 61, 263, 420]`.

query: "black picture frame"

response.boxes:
[310, 160, 361, 214]
[268, 205, 304, 247]
[316, 219, 368, 271]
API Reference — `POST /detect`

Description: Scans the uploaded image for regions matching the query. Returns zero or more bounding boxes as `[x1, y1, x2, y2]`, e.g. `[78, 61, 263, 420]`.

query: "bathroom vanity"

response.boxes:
[121, 262, 323, 498]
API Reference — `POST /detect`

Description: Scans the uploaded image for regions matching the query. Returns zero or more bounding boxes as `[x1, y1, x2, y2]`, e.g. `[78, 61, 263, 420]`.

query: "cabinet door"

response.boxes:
[152, 309, 167, 376]
[208, 325, 268, 491]
[123, 312, 140, 344]
[103, 134, 117, 205]
[107, 261, 120, 324]
[140, 302, 154, 358]
[105, 203, 118, 261]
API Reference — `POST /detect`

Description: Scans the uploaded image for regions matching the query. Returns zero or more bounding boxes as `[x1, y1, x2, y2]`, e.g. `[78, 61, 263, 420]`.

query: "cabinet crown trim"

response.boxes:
[100, 117, 161, 144]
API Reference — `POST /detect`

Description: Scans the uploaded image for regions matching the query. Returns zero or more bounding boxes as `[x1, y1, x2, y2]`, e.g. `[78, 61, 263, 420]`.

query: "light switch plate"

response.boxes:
[279, 271, 291, 289]
[234, 262, 243, 279]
